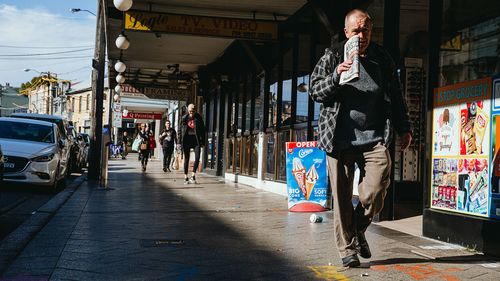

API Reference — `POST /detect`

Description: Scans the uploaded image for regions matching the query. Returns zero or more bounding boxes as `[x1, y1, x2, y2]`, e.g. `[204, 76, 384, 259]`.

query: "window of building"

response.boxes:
[267, 75, 278, 128]
[245, 75, 252, 132]
[265, 133, 276, 180]
[439, 2, 500, 86]
[237, 78, 244, 133]
[86, 94, 90, 111]
[255, 74, 264, 131]
[281, 41, 293, 127]
[297, 34, 311, 124]
[79, 96, 82, 113]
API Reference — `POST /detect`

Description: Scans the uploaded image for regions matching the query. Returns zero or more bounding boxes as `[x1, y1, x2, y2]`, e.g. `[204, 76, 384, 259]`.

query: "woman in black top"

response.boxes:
[179, 104, 205, 184]
[159, 120, 177, 172]
[138, 123, 151, 172]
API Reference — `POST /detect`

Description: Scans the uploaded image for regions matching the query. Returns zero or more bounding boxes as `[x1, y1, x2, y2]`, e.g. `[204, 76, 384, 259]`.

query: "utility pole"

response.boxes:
[88, 0, 106, 181]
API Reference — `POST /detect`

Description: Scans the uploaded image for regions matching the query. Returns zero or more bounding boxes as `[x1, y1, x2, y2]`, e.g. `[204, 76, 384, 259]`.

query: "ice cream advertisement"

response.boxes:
[431, 77, 492, 217]
[286, 142, 328, 211]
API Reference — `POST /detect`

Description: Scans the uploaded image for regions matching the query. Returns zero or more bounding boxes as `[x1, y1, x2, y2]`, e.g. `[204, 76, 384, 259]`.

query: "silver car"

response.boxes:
[0, 117, 68, 188]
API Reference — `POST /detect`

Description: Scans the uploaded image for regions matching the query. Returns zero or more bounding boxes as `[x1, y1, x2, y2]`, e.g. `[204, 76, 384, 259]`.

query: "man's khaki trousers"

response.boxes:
[327, 142, 391, 258]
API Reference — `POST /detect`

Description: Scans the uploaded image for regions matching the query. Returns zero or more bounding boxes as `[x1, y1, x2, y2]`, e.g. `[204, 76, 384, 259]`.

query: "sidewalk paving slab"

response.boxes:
[1, 158, 499, 280]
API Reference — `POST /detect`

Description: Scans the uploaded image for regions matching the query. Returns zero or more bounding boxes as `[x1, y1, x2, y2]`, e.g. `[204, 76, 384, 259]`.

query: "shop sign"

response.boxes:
[121, 84, 190, 101]
[433, 77, 491, 107]
[123, 112, 163, 120]
[124, 11, 278, 41]
[112, 111, 122, 128]
[286, 141, 329, 212]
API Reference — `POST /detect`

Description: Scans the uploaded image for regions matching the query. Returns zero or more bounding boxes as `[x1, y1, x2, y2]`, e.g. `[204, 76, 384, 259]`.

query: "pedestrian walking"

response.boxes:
[309, 9, 412, 268]
[138, 123, 151, 172]
[179, 104, 205, 184]
[121, 131, 129, 159]
[149, 131, 156, 159]
[159, 120, 177, 172]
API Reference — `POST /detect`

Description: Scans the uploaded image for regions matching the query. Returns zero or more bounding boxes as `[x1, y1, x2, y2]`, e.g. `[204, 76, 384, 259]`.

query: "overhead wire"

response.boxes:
[0, 48, 93, 57]
[0, 44, 93, 49]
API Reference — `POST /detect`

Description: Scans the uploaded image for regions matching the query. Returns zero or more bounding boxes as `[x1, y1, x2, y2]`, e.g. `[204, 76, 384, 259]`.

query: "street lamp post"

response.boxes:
[70, 8, 96, 16]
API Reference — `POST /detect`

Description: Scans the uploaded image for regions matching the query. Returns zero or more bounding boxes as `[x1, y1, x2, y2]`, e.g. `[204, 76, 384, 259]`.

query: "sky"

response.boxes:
[0, 0, 98, 89]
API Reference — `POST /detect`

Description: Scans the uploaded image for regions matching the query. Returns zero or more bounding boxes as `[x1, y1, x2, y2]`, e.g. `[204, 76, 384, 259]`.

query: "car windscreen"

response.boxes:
[15, 116, 66, 138]
[0, 121, 55, 143]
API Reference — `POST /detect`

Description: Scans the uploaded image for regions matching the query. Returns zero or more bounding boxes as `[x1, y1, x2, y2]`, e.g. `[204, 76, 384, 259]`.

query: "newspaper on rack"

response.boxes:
[339, 35, 360, 85]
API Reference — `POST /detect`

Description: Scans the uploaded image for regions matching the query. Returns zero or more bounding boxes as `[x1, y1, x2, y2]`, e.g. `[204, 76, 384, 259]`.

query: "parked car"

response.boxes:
[78, 133, 90, 168]
[0, 117, 68, 188]
[10, 113, 81, 174]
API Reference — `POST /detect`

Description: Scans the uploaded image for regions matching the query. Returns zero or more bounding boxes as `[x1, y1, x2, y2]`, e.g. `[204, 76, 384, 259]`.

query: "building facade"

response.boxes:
[66, 87, 110, 133]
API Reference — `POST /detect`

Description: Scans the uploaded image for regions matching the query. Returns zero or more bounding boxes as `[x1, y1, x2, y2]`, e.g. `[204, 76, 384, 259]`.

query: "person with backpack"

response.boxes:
[137, 123, 151, 172]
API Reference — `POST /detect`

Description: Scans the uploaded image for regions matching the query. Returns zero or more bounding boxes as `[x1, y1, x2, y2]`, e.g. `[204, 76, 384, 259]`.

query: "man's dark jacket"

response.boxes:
[309, 41, 411, 153]
[179, 113, 206, 147]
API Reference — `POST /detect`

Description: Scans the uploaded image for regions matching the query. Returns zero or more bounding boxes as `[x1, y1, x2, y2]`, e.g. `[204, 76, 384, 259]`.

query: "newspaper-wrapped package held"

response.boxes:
[339, 35, 360, 85]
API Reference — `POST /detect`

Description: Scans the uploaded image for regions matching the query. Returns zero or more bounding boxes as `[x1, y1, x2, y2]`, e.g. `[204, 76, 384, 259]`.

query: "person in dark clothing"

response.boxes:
[120, 131, 128, 159]
[179, 104, 205, 184]
[159, 120, 177, 172]
[138, 123, 151, 172]
[310, 9, 412, 268]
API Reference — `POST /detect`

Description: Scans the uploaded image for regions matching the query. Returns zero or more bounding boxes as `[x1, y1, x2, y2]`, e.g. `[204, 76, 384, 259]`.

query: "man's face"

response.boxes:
[344, 13, 372, 54]
[124, 131, 127, 136]
[188, 107, 195, 116]
[166, 122, 171, 128]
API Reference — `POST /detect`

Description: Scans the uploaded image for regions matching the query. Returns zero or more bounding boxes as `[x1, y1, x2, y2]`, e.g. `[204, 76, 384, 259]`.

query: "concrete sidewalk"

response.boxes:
[1, 158, 499, 280]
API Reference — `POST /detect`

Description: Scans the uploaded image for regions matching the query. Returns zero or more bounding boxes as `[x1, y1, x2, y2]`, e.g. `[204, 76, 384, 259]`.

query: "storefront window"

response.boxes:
[242, 136, 251, 175]
[226, 138, 234, 172]
[297, 34, 311, 123]
[268, 82, 278, 128]
[276, 130, 291, 182]
[255, 75, 264, 131]
[297, 75, 310, 123]
[265, 133, 276, 180]
[245, 75, 252, 131]
[294, 128, 307, 142]
[268, 66, 279, 128]
[238, 80, 244, 133]
[250, 135, 259, 176]
[235, 137, 241, 173]
[281, 46, 293, 126]
[439, 4, 500, 86]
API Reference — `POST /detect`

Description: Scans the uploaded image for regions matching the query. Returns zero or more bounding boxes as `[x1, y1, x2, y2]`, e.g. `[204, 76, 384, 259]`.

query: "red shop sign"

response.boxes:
[123, 112, 163, 120]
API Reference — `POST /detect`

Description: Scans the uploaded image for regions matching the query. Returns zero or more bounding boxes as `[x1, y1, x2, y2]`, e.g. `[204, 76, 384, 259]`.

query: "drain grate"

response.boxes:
[140, 239, 187, 248]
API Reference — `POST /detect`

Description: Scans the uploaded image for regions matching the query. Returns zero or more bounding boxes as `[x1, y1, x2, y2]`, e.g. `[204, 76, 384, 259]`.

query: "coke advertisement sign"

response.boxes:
[123, 112, 163, 120]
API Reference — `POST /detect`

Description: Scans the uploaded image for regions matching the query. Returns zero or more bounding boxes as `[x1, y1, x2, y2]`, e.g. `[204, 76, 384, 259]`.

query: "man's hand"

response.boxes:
[336, 59, 352, 75]
[400, 132, 412, 150]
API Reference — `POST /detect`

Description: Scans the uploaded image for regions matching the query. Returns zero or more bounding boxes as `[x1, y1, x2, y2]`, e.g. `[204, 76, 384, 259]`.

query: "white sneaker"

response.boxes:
[189, 176, 196, 184]
[184, 178, 189, 184]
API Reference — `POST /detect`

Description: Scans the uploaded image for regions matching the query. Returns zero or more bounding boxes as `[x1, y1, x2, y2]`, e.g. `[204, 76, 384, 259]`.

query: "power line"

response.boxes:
[0, 45, 94, 49]
[0, 48, 93, 57]
[0, 58, 90, 72]
[0, 55, 93, 61]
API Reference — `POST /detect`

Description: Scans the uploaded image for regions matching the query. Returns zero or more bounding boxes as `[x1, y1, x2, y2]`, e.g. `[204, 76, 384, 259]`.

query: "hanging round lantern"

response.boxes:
[115, 84, 122, 94]
[114, 60, 126, 73]
[113, 0, 133, 12]
[113, 94, 120, 101]
[115, 34, 130, 50]
[116, 74, 125, 84]
[123, 109, 129, 116]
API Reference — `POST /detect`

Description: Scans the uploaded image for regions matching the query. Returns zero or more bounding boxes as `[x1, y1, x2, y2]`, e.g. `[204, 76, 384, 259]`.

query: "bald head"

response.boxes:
[344, 9, 373, 54]
[344, 9, 372, 28]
